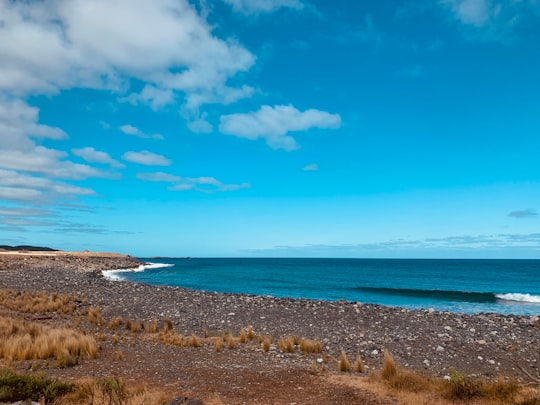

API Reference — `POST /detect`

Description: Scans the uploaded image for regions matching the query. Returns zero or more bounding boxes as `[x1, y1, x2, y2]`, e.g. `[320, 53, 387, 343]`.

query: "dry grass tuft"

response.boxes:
[355, 355, 364, 373]
[144, 320, 158, 334]
[0, 289, 81, 316]
[213, 337, 223, 352]
[188, 334, 201, 348]
[339, 350, 351, 372]
[126, 319, 143, 333]
[278, 336, 295, 353]
[262, 336, 273, 352]
[246, 326, 256, 341]
[88, 307, 105, 326]
[0, 317, 98, 362]
[381, 350, 397, 380]
[227, 334, 236, 350]
[108, 316, 123, 329]
[299, 338, 322, 354]
[238, 328, 247, 343]
[162, 318, 174, 333]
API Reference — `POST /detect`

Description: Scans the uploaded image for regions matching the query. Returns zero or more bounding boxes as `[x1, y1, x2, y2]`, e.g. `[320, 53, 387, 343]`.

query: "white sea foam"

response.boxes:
[102, 262, 174, 281]
[495, 293, 540, 304]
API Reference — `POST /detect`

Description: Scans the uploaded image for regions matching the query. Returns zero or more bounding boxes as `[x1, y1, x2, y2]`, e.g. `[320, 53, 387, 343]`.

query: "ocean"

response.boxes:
[104, 258, 540, 316]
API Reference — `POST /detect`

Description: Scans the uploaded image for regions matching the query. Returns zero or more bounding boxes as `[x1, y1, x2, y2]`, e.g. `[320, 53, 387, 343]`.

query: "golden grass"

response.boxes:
[108, 316, 123, 329]
[247, 326, 256, 341]
[354, 355, 364, 373]
[299, 338, 322, 354]
[262, 336, 273, 352]
[338, 350, 351, 372]
[238, 328, 247, 343]
[0, 288, 82, 316]
[0, 316, 98, 362]
[144, 320, 158, 334]
[88, 307, 105, 326]
[278, 336, 295, 353]
[56, 376, 172, 405]
[357, 353, 540, 405]
[227, 334, 236, 349]
[381, 350, 397, 380]
[162, 318, 174, 333]
[188, 334, 201, 348]
[213, 337, 224, 352]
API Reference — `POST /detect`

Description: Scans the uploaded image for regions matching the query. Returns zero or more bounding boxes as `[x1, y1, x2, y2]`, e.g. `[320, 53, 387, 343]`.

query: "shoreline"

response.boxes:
[1, 252, 539, 402]
[106, 257, 540, 317]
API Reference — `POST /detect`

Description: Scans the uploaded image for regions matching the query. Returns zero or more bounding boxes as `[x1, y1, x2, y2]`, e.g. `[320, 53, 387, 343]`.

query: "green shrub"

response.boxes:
[0, 368, 74, 404]
[444, 368, 482, 400]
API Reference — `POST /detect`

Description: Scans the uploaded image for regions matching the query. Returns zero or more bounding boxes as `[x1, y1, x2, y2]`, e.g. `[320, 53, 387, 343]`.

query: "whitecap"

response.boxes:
[102, 262, 174, 281]
[495, 293, 540, 304]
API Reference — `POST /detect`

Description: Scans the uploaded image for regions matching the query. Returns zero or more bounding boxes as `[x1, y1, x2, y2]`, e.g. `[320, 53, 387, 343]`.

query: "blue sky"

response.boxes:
[1, 0, 539, 258]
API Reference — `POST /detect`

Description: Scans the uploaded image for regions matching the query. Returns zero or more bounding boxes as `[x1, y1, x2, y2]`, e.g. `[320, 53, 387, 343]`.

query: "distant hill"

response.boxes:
[0, 245, 59, 252]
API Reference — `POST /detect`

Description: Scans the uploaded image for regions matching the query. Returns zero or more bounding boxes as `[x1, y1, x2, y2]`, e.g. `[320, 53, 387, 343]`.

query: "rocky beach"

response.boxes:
[1, 252, 539, 404]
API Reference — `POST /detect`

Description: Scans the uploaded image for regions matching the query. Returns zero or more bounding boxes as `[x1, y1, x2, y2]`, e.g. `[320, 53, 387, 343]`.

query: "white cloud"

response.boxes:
[0, 169, 95, 203]
[0, 97, 113, 207]
[121, 85, 175, 111]
[122, 151, 172, 166]
[169, 176, 251, 192]
[0, 187, 43, 202]
[222, 0, 304, 14]
[72, 147, 125, 168]
[136, 171, 250, 192]
[187, 115, 214, 133]
[440, 0, 540, 40]
[0, 147, 110, 180]
[119, 124, 164, 140]
[136, 172, 181, 182]
[0, 98, 66, 150]
[0, 0, 255, 109]
[219, 104, 342, 151]
[0, 206, 55, 218]
[443, 0, 492, 26]
[302, 163, 318, 171]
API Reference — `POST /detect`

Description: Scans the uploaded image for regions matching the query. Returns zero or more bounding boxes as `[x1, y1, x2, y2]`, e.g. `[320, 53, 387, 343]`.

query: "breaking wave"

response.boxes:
[355, 287, 540, 304]
[102, 262, 174, 281]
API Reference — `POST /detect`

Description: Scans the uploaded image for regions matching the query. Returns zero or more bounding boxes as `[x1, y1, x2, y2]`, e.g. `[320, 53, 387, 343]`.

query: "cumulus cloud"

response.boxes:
[121, 85, 175, 111]
[72, 147, 125, 168]
[119, 124, 164, 140]
[187, 115, 214, 133]
[0, 0, 262, 233]
[219, 104, 341, 150]
[508, 209, 538, 218]
[222, 0, 304, 14]
[440, 0, 540, 40]
[0, 98, 66, 150]
[0, 0, 255, 109]
[122, 151, 172, 166]
[0, 96, 115, 209]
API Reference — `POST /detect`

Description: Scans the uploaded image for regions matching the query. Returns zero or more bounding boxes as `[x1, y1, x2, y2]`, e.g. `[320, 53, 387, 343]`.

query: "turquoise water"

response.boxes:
[106, 258, 540, 315]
